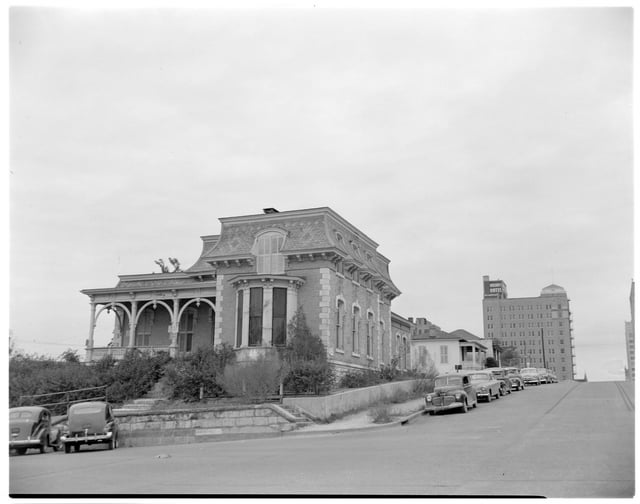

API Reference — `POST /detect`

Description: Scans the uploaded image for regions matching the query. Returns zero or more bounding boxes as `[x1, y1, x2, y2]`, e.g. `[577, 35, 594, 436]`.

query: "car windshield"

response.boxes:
[521, 368, 537, 374]
[469, 373, 491, 381]
[10, 411, 34, 420]
[434, 376, 462, 387]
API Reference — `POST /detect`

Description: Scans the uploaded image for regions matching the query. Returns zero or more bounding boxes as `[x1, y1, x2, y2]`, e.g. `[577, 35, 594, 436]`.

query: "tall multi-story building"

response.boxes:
[625, 280, 635, 381]
[481, 275, 575, 381]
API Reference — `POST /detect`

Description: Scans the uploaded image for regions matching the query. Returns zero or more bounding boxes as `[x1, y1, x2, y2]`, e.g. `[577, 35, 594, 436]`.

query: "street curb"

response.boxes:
[283, 407, 427, 438]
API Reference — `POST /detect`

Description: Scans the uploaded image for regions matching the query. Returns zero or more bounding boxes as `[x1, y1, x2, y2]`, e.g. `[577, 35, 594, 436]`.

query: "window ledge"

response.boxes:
[351, 353, 360, 358]
[366, 355, 374, 361]
[335, 348, 344, 354]
[336, 272, 345, 279]
[352, 281, 360, 287]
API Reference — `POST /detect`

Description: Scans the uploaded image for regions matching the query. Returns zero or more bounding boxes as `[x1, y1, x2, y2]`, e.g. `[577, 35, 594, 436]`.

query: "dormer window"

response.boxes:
[253, 230, 286, 274]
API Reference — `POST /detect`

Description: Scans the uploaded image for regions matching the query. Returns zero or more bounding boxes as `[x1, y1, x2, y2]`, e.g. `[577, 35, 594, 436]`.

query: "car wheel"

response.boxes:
[429, 411, 435, 416]
[16, 448, 27, 456]
[486, 394, 491, 403]
[108, 437, 115, 450]
[40, 438, 47, 454]
[473, 399, 477, 408]
[73, 444, 80, 452]
[64, 443, 71, 454]
[461, 400, 468, 413]
[494, 390, 500, 399]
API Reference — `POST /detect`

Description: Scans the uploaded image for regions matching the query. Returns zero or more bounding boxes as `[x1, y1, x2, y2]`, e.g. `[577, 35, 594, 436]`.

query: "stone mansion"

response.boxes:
[82, 207, 413, 374]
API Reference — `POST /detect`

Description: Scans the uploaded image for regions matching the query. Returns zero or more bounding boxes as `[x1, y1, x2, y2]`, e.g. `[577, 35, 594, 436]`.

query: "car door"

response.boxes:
[462, 376, 476, 405]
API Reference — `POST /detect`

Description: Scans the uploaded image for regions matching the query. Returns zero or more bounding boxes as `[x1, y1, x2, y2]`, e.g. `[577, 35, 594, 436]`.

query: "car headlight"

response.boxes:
[480, 386, 487, 391]
[454, 393, 462, 401]
[426, 395, 432, 402]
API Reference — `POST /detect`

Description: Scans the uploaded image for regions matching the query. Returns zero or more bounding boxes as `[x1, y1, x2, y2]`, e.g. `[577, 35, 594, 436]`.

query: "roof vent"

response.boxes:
[263, 208, 279, 214]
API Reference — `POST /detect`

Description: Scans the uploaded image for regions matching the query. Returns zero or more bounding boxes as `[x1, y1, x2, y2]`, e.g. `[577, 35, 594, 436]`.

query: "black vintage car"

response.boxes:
[424, 373, 478, 414]
[9, 406, 61, 455]
[486, 368, 513, 395]
[60, 401, 119, 453]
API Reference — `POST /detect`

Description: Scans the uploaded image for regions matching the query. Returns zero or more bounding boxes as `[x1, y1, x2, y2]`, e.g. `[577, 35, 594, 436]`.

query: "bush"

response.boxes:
[220, 355, 281, 402]
[105, 350, 171, 403]
[164, 344, 235, 401]
[279, 309, 334, 394]
[368, 403, 392, 424]
[338, 368, 381, 389]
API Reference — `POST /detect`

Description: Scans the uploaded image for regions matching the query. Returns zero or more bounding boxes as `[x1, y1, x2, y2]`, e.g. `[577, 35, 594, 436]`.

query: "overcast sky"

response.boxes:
[9, 6, 633, 381]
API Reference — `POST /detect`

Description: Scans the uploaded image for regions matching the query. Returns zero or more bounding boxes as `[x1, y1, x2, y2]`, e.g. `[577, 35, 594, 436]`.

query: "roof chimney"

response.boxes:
[263, 208, 279, 214]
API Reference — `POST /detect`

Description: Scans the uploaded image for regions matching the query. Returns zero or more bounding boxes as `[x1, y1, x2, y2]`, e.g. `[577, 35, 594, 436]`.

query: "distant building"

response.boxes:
[81, 207, 402, 375]
[410, 323, 488, 375]
[625, 280, 635, 381]
[481, 275, 575, 381]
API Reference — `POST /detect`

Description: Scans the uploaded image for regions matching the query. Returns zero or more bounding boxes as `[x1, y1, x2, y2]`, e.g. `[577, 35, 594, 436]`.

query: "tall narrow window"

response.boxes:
[272, 287, 287, 346]
[236, 291, 244, 347]
[379, 321, 385, 362]
[178, 309, 196, 353]
[135, 309, 153, 346]
[249, 287, 263, 346]
[440, 345, 448, 364]
[254, 232, 285, 274]
[352, 307, 360, 353]
[336, 300, 345, 350]
[366, 312, 374, 357]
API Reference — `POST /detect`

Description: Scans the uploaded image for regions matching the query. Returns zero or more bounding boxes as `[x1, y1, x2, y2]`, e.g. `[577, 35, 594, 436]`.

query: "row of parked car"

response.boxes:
[9, 401, 119, 455]
[424, 366, 558, 415]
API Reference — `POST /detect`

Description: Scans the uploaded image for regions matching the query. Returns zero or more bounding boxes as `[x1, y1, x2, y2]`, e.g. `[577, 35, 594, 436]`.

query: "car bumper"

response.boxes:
[424, 401, 465, 413]
[522, 378, 538, 383]
[10, 439, 43, 449]
[61, 432, 113, 445]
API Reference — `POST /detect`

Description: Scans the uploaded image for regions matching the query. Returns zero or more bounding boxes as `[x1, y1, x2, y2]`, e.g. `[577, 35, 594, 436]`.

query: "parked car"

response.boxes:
[9, 406, 61, 455]
[503, 367, 525, 391]
[468, 371, 502, 402]
[485, 368, 513, 395]
[60, 401, 119, 453]
[547, 369, 558, 383]
[520, 367, 542, 385]
[424, 373, 478, 414]
[536, 368, 552, 384]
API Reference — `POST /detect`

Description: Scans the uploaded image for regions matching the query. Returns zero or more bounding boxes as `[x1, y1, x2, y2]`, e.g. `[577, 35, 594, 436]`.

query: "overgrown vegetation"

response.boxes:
[9, 349, 171, 409]
[279, 309, 334, 394]
[164, 344, 235, 401]
[338, 357, 438, 390]
[220, 354, 281, 402]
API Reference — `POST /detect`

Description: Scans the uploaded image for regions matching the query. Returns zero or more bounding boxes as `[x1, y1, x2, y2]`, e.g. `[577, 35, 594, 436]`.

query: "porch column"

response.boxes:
[472, 345, 477, 368]
[86, 301, 96, 362]
[262, 285, 273, 347]
[128, 300, 138, 347]
[169, 297, 179, 357]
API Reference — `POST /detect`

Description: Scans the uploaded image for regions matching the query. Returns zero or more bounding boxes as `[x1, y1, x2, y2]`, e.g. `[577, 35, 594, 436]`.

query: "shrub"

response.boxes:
[339, 368, 381, 389]
[279, 309, 334, 394]
[105, 350, 171, 403]
[164, 344, 235, 401]
[368, 403, 392, 424]
[221, 355, 281, 402]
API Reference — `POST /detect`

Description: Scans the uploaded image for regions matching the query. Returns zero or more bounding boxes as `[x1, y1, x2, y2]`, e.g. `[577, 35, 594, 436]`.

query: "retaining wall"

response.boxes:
[114, 404, 298, 447]
[283, 379, 420, 420]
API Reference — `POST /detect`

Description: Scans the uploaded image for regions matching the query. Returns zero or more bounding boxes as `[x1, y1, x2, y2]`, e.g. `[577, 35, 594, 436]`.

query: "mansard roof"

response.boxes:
[186, 207, 400, 296]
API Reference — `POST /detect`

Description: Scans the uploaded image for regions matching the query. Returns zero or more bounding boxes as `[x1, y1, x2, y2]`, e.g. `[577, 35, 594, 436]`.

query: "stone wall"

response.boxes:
[283, 379, 420, 421]
[115, 403, 298, 447]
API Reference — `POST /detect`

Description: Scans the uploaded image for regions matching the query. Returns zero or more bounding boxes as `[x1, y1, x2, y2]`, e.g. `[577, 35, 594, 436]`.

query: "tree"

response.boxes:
[500, 347, 521, 367]
[279, 308, 334, 394]
[59, 349, 80, 363]
[485, 356, 499, 368]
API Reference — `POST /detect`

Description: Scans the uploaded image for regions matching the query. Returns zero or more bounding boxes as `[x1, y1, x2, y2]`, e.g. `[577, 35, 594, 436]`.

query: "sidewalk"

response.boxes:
[296, 397, 426, 432]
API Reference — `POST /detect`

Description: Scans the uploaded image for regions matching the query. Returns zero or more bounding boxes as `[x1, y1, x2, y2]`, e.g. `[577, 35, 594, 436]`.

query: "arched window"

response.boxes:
[253, 231, 286, 274]
[366, 311, 374, 358]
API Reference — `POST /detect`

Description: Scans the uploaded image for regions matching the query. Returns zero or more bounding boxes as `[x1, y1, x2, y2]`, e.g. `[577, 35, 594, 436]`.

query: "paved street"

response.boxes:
[9, 380, 634, 497]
